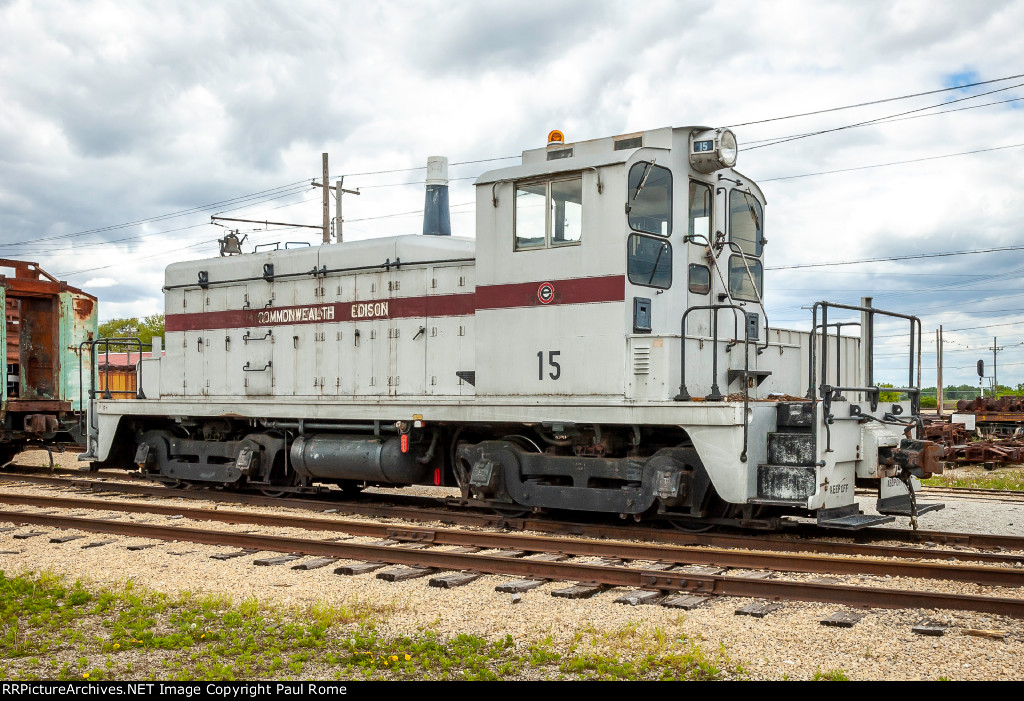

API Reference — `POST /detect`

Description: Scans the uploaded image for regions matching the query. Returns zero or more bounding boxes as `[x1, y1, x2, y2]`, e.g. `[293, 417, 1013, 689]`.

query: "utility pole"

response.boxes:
[936, 326, 943, 417]
[312, 171, 360, 243]
[322, 153, 330, 244]
[990, 336, 1004, 396]
[335, 176, 360, 242]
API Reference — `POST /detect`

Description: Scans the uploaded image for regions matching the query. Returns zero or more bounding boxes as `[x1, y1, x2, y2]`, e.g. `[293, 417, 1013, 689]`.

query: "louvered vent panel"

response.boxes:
[633, 346, 651, 375]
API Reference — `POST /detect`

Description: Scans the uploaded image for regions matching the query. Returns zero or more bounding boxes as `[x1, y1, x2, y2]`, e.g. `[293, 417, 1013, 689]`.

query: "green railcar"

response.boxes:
[0, 260, 97, 463]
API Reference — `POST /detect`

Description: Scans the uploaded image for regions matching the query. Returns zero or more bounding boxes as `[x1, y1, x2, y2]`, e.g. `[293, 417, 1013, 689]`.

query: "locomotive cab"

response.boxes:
[474, 126, 770, 403]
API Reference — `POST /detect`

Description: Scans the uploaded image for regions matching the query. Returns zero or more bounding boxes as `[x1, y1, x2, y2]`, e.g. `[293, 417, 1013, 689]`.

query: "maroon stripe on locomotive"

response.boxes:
[164, 274, 625, 331]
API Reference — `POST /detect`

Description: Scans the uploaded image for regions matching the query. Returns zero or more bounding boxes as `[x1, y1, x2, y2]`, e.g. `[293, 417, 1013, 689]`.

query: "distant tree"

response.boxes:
[876, 383, 902, 402]
[98, 315, 164, 348]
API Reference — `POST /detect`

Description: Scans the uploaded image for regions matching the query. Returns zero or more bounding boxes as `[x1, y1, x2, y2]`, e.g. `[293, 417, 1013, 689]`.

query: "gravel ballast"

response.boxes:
[2, 454, 1024, 680]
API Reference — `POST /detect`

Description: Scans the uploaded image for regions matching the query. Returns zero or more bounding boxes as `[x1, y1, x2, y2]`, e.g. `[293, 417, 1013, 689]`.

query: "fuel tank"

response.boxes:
[288, 434, 429, 484]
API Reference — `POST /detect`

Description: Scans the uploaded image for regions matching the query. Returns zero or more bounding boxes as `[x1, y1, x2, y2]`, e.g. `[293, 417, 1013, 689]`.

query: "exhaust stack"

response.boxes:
[422, 156, 451, 236]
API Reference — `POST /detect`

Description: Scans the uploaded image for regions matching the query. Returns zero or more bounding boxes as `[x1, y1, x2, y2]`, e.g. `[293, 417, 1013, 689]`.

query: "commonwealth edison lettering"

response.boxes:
[256, 306, 335, 325]
[350, 301, 389, 319]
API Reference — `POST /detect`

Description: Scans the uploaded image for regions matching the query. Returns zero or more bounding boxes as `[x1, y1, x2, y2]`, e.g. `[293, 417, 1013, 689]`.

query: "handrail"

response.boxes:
[78, 337, 146, 458]
[674, 303, 753, 463]
[684, 233, 769, 353]
[809, 301, 922, 454]
[811, 320, 861, 400]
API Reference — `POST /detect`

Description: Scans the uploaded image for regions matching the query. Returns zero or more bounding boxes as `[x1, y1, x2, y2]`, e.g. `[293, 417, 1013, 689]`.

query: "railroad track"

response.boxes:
[2, 469, 1024, 557]
[852, 484, 1024, 504]
[2, 491, 1024, 617]
[918, 485, 1024, 502]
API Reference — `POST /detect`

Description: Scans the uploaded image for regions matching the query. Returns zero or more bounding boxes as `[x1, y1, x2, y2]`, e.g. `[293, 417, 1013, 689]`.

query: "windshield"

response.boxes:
[688, 181, 712, 240]
[628, 161, 672, 236]
[627, 234, 672, 289]
[729, 189, 763, 256]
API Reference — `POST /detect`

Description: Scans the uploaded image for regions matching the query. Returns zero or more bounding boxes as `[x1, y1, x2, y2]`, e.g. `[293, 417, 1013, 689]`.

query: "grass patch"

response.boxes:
[812, 667, 850, 681]
[923, 467, 1024, 491]
[0, 570, 743, 681]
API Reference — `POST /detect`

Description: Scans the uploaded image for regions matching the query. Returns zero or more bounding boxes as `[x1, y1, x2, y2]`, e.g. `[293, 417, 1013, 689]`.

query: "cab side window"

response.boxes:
[515, 176, 583, 250]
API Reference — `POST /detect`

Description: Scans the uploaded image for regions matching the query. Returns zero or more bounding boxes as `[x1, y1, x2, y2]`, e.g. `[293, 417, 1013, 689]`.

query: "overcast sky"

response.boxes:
[1, 0, 1022, 390]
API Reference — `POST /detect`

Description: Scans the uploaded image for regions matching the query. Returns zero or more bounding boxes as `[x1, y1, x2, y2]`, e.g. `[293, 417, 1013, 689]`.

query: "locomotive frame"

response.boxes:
[80, 125, 943, 530]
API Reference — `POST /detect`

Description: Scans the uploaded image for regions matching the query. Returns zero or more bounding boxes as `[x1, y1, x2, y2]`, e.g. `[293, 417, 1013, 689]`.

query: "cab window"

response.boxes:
[688, 264, 710, 294]
[515, 176, 583, 250]
[627, 161, 672, 236]
[550, 178, 582, 245]
[728, 256, 763, 302]
[729, 189, 763, 256]
[627, 234, 672, 289]
[688, 181, 712, 240]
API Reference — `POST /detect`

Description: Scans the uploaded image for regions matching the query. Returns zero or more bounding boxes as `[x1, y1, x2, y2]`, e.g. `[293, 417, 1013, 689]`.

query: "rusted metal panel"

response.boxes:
[5, 298, 18, 372]
[60, 290, 97, 411]
[0, 285, 5, 411]
[6, 400, 71, 412]
[21, 296, 58, 400]
[24, 414, 59, 435]
[0, 261, 96, 413]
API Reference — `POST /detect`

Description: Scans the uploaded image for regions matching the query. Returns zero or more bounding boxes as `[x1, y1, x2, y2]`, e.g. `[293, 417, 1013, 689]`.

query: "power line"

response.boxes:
[345, 201, 475, 224]
[760, 142, 1024, 184]
[0, 179, 315, 249]
[330, 156, 517, 180]
[726, 71, 1024, 128]
[740, 95, 1024, 146]
[766, 237, 1024, 271]
[2, 158, 517, 252]
[745, 80, 1024, 151]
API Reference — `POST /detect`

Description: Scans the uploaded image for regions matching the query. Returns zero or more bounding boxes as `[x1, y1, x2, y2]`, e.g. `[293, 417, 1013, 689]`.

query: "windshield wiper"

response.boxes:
[647, 242, 668, 284]
[632, 159, 656, 201]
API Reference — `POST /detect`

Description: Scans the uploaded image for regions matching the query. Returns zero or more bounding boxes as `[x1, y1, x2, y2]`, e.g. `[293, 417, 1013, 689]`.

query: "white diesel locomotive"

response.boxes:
[82, 126, 943, 530]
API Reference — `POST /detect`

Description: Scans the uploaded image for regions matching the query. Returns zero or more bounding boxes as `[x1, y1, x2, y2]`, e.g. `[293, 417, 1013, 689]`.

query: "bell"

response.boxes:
[218, 232, 246, 256]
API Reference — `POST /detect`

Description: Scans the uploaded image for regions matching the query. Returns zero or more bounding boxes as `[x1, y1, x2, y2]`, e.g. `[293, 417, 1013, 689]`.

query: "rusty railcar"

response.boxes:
[0, 260, 97, 463]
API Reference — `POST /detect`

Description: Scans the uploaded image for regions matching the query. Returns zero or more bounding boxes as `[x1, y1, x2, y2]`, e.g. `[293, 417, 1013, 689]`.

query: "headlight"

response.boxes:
[689, 128, 739, 173]
[719, 130, 737, 167]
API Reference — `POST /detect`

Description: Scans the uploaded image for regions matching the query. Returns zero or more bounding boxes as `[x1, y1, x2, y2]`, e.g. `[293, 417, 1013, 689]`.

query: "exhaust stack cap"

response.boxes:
[426, 156, 448, 186]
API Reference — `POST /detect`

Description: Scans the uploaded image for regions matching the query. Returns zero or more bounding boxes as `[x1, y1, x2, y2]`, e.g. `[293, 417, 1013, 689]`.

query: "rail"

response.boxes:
[673, 303, 753, 462]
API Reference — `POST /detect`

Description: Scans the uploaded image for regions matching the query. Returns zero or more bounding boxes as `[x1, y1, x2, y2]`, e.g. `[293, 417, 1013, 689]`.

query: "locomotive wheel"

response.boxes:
[257, 475, 297, 497]
[667, 518, 716, 533]
[259, 479, 296, 498]
[490, 505, 532, 519]
[666, 487, 733, 532]
[486, 434, 541, 518]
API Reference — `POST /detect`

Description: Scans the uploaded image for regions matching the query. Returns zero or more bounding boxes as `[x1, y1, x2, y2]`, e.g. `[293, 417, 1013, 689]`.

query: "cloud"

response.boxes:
[0, 0, 1022, 387]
